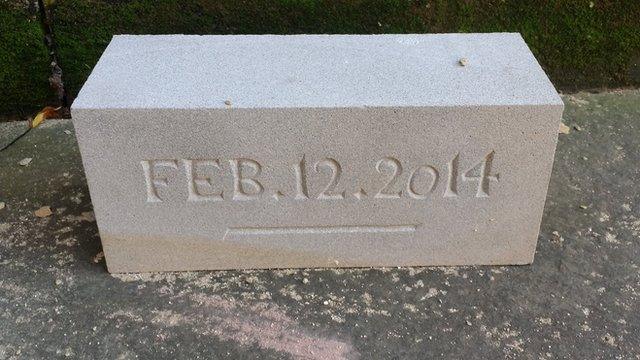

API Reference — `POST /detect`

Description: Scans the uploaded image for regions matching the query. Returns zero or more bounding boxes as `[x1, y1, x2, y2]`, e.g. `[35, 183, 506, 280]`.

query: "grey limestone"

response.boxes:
[71, 34, 563, 272]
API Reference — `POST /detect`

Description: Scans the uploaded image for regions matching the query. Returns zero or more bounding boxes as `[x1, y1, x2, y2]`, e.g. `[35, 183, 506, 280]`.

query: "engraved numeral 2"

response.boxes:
[375, 157, 403, 199]
[315, 158, 345, 200]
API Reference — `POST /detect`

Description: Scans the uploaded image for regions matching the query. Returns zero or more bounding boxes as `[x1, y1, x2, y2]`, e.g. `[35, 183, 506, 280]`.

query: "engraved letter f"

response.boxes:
[141, 159, 178, 202]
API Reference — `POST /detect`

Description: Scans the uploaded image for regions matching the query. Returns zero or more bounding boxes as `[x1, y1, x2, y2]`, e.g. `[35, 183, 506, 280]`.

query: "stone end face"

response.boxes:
[72, 34, 563, 272]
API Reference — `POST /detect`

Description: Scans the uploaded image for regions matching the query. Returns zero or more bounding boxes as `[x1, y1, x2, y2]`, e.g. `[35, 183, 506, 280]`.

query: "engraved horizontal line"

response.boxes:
[225, 225, 417, 236]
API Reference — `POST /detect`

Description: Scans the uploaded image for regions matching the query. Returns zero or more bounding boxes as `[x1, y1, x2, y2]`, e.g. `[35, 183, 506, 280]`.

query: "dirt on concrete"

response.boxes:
[0, 90, 639, 359]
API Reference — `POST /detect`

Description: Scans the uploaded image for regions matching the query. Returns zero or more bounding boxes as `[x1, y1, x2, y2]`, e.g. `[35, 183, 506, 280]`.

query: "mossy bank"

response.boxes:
[2, 0, 639, 120]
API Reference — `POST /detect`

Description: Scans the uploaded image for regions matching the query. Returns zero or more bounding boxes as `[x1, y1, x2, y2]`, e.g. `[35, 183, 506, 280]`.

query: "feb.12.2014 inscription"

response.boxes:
[140, 152, 499, 203]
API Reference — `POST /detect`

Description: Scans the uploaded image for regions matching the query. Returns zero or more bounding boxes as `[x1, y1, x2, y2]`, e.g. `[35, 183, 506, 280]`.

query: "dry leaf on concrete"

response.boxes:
[35, 206, 53, 218]
[551, 231, 564, 244]
[81, 211, 96, 222]
[29, 106, 59, 129]
[559, 123, 571, 134]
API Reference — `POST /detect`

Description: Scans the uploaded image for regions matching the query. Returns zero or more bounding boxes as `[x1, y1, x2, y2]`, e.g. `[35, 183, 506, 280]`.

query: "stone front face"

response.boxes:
[71, 34, 563, 272]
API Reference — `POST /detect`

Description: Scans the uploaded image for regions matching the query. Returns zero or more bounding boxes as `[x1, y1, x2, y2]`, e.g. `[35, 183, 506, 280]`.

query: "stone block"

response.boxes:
[71, 34, 563, 272]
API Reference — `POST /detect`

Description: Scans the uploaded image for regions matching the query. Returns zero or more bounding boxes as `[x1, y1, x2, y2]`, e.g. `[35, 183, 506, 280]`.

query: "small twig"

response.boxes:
[38, 0, 70, 117]
[0, 128, 32, 152]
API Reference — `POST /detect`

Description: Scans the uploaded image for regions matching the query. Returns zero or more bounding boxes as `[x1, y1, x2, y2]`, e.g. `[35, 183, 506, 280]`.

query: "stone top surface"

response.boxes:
[72, 33, 562, 110]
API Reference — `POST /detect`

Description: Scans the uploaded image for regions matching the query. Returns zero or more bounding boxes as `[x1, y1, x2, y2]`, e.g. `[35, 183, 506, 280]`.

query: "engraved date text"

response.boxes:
[140, 152, 499, 203]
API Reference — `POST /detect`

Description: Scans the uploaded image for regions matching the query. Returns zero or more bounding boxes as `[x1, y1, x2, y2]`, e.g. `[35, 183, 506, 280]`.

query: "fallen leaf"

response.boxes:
[81, 211, 96, 222]
[458, 58, 469, 66]
[551, 231, 564, 244]
[92, 251, 105, 263]
[559, 123, 570, 134]
[35, 206, 53, 218]
[0, 202, 5, 210]
[18, 157, 32, 166]
[29, 106, 60, 129]
[64, 129, 72, 135]
[573, 124, 582, 131]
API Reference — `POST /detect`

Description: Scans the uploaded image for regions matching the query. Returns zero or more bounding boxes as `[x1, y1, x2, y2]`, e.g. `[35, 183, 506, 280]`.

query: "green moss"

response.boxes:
[53, 0, 640, 97]
[3, 0, 640, 119]
[0, 4, 53, 119]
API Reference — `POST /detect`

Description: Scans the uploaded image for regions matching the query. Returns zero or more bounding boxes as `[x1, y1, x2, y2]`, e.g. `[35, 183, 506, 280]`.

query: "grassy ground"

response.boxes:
[2, 0, 639, 119]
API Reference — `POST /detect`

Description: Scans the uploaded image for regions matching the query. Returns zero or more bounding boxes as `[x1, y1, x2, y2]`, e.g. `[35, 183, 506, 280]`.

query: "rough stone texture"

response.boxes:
[73, 34, 562, 109]
[71, 34, 563, 272]
[0, 90, 639, 358]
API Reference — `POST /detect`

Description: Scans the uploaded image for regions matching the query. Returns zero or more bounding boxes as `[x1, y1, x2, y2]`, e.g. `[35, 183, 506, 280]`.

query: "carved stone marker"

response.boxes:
[72, 34, 563, 272]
